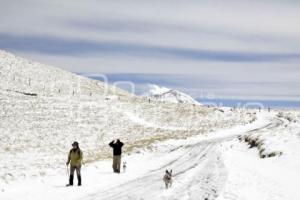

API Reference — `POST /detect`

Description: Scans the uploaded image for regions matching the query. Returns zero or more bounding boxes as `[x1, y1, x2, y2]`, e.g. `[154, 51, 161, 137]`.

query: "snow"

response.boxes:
[1, 50, 300, 200]
[2, 109, 300, 200]
[0, 115, 267, 200]
[144, 84, 202, 105]
[217, 110, 300, 200]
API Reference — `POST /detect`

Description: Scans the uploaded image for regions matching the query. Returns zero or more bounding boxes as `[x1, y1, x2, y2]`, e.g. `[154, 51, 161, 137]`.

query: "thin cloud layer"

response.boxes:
[0, 0, 299, 101]
[1, 33, 299, 62]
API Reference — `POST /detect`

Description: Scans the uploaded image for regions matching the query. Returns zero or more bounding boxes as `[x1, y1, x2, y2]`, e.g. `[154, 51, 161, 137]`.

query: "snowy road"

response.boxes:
[2, 114, 296, 200]
[74, 115, 272, 200]
[85, 141, 226, 200]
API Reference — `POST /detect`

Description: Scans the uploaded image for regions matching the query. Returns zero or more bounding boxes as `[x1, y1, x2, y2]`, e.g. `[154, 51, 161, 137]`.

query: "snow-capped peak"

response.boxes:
[145, 84, 201, 105]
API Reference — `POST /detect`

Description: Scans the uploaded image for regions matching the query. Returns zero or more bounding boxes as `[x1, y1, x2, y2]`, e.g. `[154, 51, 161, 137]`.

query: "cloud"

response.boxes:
[0, 0, 300, 101]
[1, 33, 299, 63]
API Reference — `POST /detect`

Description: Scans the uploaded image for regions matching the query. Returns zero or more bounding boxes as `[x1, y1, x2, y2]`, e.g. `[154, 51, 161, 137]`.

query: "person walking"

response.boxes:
[109, 139, 124, 173]
[66, 141, 83, 186]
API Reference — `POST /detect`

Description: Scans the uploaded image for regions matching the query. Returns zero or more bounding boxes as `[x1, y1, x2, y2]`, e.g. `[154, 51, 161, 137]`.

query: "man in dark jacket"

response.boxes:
[109, 139, 124, 173]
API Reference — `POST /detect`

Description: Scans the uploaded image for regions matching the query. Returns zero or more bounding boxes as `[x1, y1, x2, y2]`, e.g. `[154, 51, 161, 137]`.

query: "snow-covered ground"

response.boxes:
[1, 110, 300, 200]
[0, 50, 253, 184]
[1, 50, 300, 200]
[219, 110, 300, 200]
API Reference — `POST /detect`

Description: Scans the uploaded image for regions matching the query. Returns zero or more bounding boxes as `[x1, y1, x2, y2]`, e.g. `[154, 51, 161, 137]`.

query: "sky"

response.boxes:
[0, 0, 300, 102]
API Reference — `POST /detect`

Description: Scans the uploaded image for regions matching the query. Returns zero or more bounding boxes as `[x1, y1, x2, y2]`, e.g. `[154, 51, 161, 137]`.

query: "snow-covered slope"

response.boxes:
[217, 109, 300, 200]
[1, 50, 300, 200]
[145, 84, 201, 105]
[0, 50, 252, 185]
[2, 109, 300, 200]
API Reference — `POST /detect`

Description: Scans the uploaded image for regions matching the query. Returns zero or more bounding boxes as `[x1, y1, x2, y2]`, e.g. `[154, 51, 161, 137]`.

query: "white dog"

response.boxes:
[163, 169, 173, 189]
[123, 161, 127, 173]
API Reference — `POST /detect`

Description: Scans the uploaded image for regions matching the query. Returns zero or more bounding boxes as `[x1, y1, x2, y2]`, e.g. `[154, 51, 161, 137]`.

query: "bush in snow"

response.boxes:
[241, 134, 282, 159]
[277, 112, 284, 118]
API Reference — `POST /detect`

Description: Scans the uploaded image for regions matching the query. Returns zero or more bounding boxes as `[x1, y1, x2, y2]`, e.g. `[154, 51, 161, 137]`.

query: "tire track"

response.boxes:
[82, 141, 225, 200]
[80, 120, 274, 200]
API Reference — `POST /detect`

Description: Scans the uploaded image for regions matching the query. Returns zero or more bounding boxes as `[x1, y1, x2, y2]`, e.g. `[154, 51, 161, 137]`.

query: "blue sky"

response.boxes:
[0, 0, 300, 102]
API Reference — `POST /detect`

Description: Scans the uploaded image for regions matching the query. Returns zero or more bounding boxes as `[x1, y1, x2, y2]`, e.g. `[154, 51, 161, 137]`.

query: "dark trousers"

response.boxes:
[69, 165, 81, 185]
[113, 155, 121, 173]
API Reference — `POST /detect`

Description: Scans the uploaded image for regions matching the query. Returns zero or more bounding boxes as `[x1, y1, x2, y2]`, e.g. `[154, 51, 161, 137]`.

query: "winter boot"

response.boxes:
[66, 175, 74, 186]
[78, 175, 82, 186]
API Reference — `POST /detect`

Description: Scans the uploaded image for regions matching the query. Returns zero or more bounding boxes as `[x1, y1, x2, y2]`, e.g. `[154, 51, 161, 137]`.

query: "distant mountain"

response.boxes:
[145, 84, 201, 105]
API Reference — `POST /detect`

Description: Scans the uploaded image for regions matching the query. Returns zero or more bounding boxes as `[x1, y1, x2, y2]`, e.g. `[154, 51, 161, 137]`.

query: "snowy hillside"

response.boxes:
[218, 109, 300, 200]
[1, 50, 300, 200]
[0, 50, 252, 186]
[145, 84, 201, 105]
[2, 109, 300, 200]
